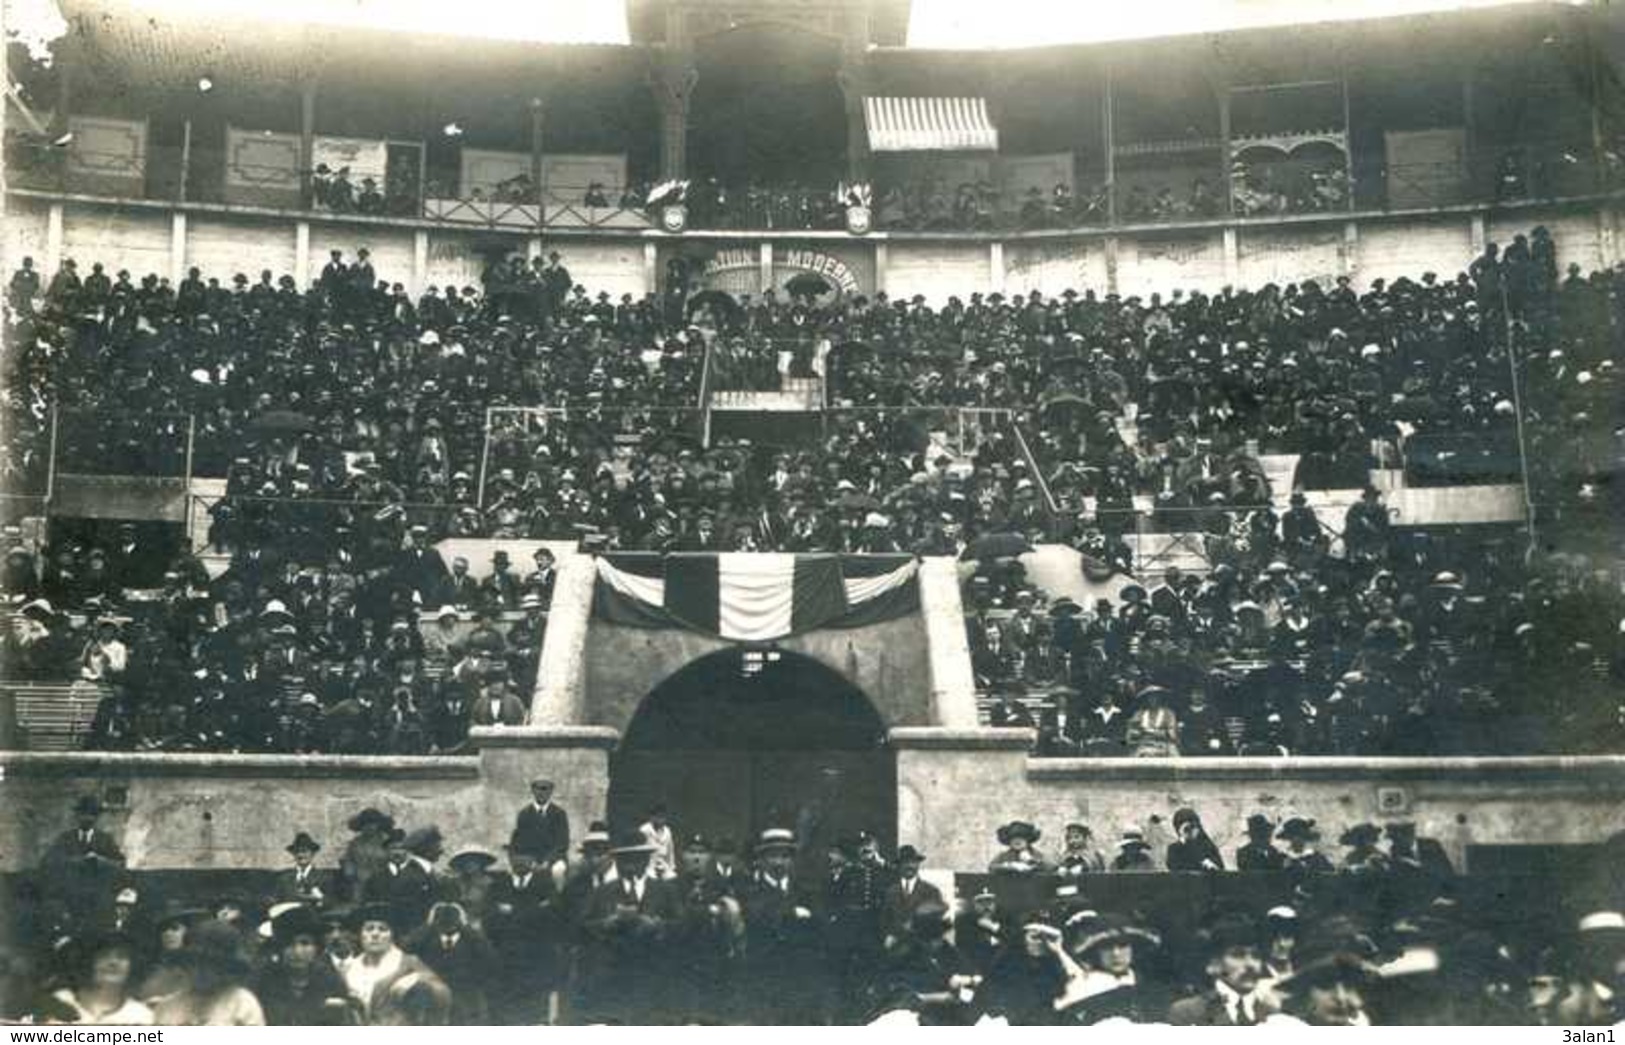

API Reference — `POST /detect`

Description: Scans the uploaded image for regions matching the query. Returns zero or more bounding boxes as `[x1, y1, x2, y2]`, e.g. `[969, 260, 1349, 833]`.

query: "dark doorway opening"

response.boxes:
[609, 647, 895, 879]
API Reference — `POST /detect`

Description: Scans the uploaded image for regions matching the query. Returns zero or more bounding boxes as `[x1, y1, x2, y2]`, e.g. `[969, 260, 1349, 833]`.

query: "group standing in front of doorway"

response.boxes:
[10, 783, 1624, 1026]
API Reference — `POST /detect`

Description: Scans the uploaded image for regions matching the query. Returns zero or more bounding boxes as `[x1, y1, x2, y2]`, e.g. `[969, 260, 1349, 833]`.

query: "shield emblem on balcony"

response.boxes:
[845, 205, 872, 236]
[661, 204, 688, 233]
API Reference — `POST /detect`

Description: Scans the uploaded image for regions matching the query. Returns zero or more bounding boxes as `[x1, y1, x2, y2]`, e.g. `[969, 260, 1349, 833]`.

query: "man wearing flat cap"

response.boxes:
[510, 778, 570, 876]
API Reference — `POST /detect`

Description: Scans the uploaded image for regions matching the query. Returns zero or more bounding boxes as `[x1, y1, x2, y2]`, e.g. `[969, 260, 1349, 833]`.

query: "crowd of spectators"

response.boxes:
[3, 221, 1621, 756]
[5, 789, 1623, 1025]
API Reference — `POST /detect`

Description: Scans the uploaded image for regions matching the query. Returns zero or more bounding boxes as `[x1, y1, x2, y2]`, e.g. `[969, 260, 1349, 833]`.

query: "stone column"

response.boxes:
[528, 554, 597, 725]
[916, 557, 980, 729]
[412, 229, 429, 296]
[837, 54, 872, 185]
[891, 727, 1035, 868]
[170, 212, 187, 286]
[293, 220, 311, 289]
[298, 80, 319, 208]
[471, 726, 620, 860]
[44, 203, 64, 274]
[649, 50, 698, 182]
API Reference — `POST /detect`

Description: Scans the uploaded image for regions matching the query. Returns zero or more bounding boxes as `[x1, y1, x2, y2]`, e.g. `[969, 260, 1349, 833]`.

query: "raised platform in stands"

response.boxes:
[708, 377, 823, 412]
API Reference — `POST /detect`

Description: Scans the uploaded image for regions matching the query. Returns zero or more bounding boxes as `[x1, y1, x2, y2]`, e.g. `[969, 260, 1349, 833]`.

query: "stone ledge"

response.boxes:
[889, 727, 1036, 751]
[0, 751, 482, 779]
[467, 725, 622, 750]
[1025, 754, 1625, 783]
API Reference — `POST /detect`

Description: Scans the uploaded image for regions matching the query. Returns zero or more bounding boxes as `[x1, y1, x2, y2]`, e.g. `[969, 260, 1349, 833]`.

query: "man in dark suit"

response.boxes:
[487, 843, 560, 1024]
[364, 828, 439, 932]
[1166, 914, 1269, 1025]
[395, 524, 450, 609]
[510, 778, 571, 874]
[1235, 814, 1287, 872]
[41, 794, 125, 915]
[469, 677, 527, 727]
[408, 902, 498, 1025]
[272, 831, 335, 907]
[742, 828, 827, 1024]
[879, 845, 943, 947]
[577, 833, 684, 1023]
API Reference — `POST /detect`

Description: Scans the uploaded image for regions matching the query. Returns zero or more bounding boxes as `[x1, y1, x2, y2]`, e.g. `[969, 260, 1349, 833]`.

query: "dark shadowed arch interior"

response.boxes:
[689, 26, 846, 187]
[610, 648, 896, 876]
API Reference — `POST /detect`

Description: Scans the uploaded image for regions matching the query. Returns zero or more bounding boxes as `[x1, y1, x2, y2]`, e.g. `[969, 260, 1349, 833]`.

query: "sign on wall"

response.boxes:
[459, 148, 530, 199]
[542, 155, 627, 204]
[224, 127, 301, 194]
[66, 116, 146, 186]
[312, 136, 388, 187]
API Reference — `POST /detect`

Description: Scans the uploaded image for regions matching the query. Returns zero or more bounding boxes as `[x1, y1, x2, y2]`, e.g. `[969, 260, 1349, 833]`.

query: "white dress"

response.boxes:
[53, 989, 155, 1026]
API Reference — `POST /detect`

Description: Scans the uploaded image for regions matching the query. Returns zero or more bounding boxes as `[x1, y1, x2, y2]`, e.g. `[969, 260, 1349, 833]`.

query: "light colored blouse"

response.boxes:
[52, 989, 154, 1026]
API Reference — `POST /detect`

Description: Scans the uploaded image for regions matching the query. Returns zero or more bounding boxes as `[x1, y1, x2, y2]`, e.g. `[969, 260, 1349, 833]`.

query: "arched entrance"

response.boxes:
[609, 648, 895, 877]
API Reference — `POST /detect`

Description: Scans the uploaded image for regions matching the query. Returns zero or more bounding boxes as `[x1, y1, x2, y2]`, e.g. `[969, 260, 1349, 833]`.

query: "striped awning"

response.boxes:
[864, 96, 999, 153]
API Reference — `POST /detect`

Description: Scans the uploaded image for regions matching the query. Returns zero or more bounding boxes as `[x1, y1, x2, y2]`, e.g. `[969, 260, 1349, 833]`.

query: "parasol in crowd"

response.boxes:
[785, 272, 834, 301]
[1039, 392, 1091, 421]
[961, 532, 1034, 561]
[686, 290, 741, 327]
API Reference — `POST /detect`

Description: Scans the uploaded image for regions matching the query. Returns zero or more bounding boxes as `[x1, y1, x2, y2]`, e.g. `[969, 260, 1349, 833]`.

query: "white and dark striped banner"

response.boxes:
[594, 553, 918, 641]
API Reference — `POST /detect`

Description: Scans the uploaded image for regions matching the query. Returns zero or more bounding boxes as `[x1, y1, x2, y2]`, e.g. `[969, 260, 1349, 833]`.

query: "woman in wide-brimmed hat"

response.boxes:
[52, 930, 153, 1025]
[1058, 910, 1166, 1022]
[149, 920, 265, 1025]
[989, 821, 1053, 874]
[339, 903, 450, 1026]
[339, 808, 395, 901]
[975, 909, 1090, 1024]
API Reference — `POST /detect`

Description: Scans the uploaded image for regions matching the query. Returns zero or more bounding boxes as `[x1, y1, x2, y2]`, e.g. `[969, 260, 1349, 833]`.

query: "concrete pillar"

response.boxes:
[989, 241, 1005, 297]
[299, 80, 318, 208]
[1342, 220, 1360, 282]
[650, 51, 698, 181]
[526, 237, 544, 262]
[529, 554, 597, 725]
[874, 241, 888, 299]
[471, 726, 619, 867]
[412, 230, 429, 296]
[759, 241, 774, 295]
[169, 212, 187, 286]
[1221, 226, 1239, 286]
[1469, 212, 1487, 256]
[643, 241, 659, 297]
[1104, 235, 1119, 296]
[917, 557, 981, 730]
[294, 220, 311, 289]
[1598, 206, 1620, 268]
[891, 728, 1035, 863]
[44, 203, 64, 274]
[837, 52, 872, 185]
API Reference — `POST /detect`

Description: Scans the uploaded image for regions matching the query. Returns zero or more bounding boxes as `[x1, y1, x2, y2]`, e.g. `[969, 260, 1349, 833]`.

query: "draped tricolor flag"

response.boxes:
[594, 553, 918, 641]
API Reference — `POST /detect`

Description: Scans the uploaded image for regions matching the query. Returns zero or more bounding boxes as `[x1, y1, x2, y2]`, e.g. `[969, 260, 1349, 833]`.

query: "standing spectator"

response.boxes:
[509, 778, 571, 874]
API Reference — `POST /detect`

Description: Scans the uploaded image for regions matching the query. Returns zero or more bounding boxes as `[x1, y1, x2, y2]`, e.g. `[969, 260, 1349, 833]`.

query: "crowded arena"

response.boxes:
[2, 0, 1624, 1027]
